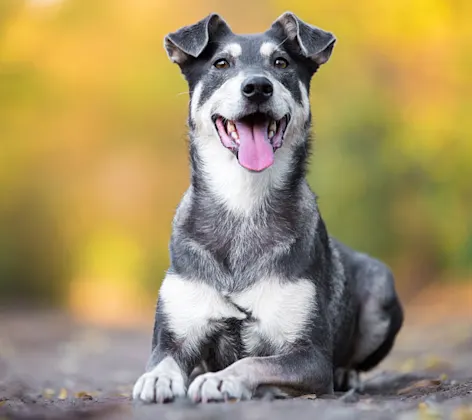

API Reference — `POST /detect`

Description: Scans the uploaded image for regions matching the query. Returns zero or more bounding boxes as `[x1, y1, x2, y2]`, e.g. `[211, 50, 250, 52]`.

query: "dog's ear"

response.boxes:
[271, 12, 336, 65]
[164, 14, 231, 65]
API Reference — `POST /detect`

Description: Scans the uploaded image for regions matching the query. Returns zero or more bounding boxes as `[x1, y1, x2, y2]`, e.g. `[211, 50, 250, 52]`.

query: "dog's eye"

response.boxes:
[274, 58, 289, 69]
[214, 59, 230, 69]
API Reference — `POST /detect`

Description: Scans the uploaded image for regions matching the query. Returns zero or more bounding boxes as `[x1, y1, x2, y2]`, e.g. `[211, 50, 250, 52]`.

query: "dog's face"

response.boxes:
[165, 12, 335, 172]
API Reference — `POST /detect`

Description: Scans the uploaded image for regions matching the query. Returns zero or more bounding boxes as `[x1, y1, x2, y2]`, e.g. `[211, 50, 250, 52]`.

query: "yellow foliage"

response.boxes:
[0, 0, 470, 322]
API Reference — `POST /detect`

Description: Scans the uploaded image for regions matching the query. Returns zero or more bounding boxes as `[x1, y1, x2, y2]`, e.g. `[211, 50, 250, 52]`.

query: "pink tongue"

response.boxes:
[234, 120, 274, 172]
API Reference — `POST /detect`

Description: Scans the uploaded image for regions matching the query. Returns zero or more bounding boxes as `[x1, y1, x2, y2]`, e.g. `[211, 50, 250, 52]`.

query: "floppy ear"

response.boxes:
[271, 12, 336, 65]
[164, 14, 231, 65]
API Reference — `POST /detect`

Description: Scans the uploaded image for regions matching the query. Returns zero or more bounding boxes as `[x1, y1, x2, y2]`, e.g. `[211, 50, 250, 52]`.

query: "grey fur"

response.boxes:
[133, 11, 404, 404]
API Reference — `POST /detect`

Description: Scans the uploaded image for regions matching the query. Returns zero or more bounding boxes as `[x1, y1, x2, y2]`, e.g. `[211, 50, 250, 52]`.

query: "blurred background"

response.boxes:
[0, 0, 471, 329]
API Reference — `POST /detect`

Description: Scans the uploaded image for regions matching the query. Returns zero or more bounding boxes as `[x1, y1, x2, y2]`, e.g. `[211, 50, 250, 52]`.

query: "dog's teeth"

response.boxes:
[227, 121, 236, 133]
[269, 120, 277, 134]
[231, 131, 239, 142]
[268, 130, 275, 139]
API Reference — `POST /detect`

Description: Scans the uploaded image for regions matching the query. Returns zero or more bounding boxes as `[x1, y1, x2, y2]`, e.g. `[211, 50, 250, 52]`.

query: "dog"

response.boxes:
[132, 11, 404, 404]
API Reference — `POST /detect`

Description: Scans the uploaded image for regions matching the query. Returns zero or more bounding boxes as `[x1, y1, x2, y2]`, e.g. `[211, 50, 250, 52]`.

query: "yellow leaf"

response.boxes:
[418, 401, 442, 419]
[42, 388, 55, 399]
[399, 358, 416, 373]
[452, 406, 472, 420]
[424, 356, 452, 371]
[57, 388, 68, 400]
[75, 391, 94, 400]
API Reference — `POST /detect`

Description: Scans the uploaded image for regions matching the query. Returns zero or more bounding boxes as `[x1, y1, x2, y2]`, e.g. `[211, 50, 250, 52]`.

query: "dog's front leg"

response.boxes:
[133, 272, 245, 403]
[132, 290, 201, 403]
[187, 347, 333, 403]
[132, 308, 199, 403]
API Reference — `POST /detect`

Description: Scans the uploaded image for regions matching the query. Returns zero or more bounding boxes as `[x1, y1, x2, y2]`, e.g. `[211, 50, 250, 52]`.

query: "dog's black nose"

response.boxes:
[241, 76, 273, 103]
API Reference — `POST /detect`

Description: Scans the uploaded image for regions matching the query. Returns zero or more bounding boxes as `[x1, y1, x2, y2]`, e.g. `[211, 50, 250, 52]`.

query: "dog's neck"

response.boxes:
[189, 132, 310, 216]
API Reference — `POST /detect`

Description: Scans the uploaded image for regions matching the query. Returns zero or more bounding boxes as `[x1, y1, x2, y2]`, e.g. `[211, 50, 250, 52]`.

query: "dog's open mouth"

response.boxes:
[213, 113, 289, 172]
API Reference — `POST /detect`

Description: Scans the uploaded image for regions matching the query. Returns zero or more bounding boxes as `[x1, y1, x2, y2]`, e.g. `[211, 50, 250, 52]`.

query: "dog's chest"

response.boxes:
[160, 275, 316, 361]
[185, 203, 297, 274]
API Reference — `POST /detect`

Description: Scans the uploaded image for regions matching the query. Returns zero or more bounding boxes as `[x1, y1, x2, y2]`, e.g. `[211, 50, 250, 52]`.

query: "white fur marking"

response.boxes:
[233, 278, 317, 353]
[159, 274, 316, 355]
[159, 274, 246, 351]
[298, 80, 310, 118]
[193, 72, 289, 214]
[223, 43, 242, 58]
[193, 71, 308, 215]
[260, 42, 277, 57]
[190, 82, 203, 119]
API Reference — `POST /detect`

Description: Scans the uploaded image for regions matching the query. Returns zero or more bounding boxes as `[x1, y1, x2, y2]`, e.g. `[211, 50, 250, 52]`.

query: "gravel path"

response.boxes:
[1, 309, 471, 419]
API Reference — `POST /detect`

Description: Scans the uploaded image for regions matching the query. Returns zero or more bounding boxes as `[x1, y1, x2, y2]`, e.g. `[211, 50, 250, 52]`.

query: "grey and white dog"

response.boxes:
[132, 12, 404, 404]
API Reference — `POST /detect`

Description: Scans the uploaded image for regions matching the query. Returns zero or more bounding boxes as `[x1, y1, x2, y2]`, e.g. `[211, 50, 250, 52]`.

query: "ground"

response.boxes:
[1, 285, 472, 420]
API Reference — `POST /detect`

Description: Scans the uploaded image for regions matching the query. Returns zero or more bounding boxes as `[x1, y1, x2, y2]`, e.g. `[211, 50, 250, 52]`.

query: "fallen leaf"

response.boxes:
[452, 406, 472, 420]
[57, 388, 68, 400]
[0, 401, 6, 407]
[75, 391, 94, 400]
[399, 358, 416, 373]
[418, 401, 442, 419]
[397, 379, 442, 395]
[418, 402, 443, 420]
[42, 388, 55, 399]
[424, 355, 453, 371]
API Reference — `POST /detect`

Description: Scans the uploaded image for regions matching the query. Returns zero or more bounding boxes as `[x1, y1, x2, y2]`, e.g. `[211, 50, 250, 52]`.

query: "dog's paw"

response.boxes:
[187, 372, 252, 403]
[132, 364, 186, 403]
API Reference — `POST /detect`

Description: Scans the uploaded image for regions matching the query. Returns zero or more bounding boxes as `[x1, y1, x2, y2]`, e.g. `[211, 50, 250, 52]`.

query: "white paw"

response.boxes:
[187, 372, 252, 403]
[132, 359, 186, 403]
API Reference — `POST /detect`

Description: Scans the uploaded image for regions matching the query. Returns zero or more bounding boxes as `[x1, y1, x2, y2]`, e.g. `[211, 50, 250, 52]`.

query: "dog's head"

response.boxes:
[165, 12, 335, 173]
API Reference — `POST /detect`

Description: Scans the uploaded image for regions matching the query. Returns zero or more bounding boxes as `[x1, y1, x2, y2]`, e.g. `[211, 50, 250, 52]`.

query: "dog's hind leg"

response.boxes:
[350, 259, 404, 380]
[332, 248, 404, 394]
[334, 368, 363, 393]
[353, 289, 403, 373]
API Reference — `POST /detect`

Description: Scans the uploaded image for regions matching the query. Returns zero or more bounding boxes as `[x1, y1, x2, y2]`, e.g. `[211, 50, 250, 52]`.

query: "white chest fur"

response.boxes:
[160, 274, 317, 355]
